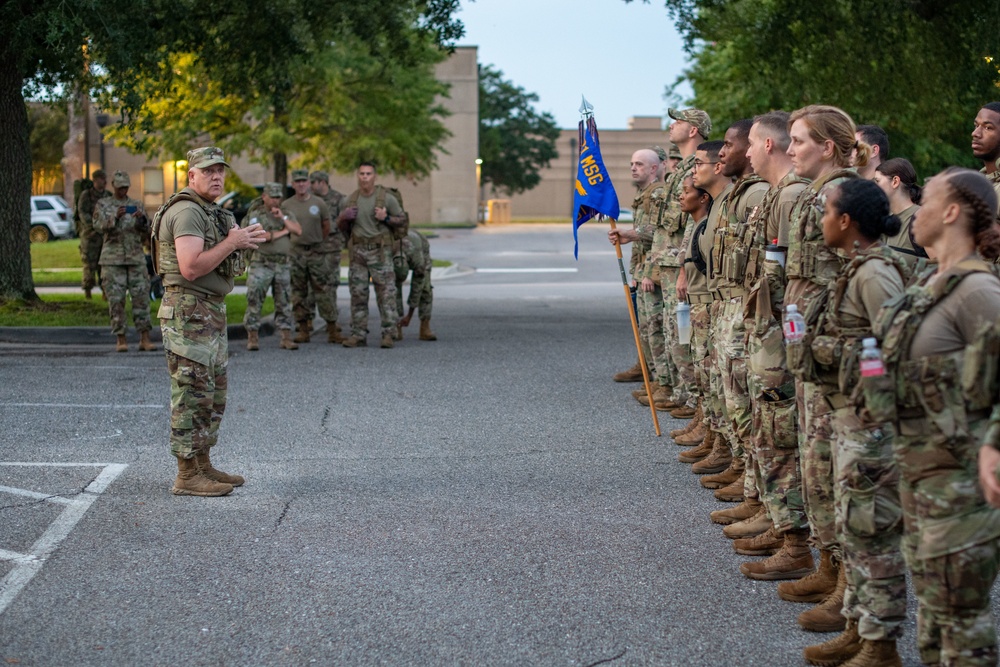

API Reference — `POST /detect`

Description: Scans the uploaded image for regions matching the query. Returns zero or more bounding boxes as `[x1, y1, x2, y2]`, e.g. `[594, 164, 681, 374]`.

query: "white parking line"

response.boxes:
[475, 268, 578, 273]
[1, 403, 163, 409]
[0, 463, 127, 616]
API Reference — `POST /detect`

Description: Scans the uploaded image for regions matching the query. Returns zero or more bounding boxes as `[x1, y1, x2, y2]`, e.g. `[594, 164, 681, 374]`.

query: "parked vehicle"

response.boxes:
[30, 195, 74, 243]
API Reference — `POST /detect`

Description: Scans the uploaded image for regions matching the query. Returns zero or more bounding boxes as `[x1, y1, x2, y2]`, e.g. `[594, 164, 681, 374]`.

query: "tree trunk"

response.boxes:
[0, 57, 38, 302]
[273, 151, 287, 186]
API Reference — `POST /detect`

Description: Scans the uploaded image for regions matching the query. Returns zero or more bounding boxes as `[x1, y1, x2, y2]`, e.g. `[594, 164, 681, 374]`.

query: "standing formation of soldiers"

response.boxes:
[612, 102, 1000, 667]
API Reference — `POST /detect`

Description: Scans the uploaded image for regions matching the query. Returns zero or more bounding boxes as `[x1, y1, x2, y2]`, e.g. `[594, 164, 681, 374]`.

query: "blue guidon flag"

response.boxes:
[572, 100, 619, 259]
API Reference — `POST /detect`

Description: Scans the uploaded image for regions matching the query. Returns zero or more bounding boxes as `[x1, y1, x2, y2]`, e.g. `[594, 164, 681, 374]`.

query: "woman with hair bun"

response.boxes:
[870, 167, 1000, 666]
[874, 158, 928, 267]
[801, 178, 908, 666]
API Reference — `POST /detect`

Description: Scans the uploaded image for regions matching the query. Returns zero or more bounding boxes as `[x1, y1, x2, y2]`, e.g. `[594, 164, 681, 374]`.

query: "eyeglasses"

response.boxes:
[694, 159, 719, 167]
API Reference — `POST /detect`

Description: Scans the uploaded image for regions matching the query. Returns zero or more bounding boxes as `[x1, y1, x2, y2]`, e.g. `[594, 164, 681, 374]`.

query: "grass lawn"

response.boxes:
[0, 293, 273, 327]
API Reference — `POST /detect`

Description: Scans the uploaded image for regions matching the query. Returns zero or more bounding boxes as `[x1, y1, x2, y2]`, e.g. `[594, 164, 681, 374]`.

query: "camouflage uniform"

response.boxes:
[683, 215, 714, 427]
[981, 157, 1000, 210]
[631, 180, 669, 385]
[709, 174, 769, 478]
[283, 192, 337, 330]
[242, 197, 294, 333]
[785, 169, 857, 551]
[346, 188, 403, 339]
[394, 229, 433, 322]
[744, 172, 809, 533]
[94, 192, 151, 335]
[870, 257, 1000, 665]
[77, 185, 111, 291]
[814, 246, 907, 641]
[305, 175, 347, 323]
[650, 154, 698, 408]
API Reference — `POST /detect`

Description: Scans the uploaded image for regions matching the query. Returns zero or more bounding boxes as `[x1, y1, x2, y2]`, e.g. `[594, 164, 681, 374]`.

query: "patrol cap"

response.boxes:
[111, 170, 130, 188]
[291, 168, 309, 181]
[668, 108, 712, 139]
[309, 170, 329, 183]
[263, 182, 284, 198]
[187, 146, 231, 170]
[648, 145, 668, 162]
[92, 169, 106, 180]
[668, 142, 682, 160]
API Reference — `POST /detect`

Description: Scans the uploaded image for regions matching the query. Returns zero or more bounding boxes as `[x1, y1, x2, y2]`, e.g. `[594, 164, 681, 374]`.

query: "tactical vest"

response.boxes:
[741, 174, 809, 292]
[688, 218, 708, 275]
[710, 174, 767, 289]
[632, 182, 667, 256]
[786, 169, 858, 283]
[150, 189, 246, 278]
[347, 185, 409, 241]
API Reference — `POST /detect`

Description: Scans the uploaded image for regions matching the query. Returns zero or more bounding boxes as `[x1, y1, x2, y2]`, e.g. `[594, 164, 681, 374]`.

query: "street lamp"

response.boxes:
[95, 113, 110, 172]
[475, 158, 483, 223]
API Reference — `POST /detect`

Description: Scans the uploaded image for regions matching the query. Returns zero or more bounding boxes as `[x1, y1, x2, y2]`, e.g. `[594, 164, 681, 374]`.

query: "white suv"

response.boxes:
[30, 195, 74, 243]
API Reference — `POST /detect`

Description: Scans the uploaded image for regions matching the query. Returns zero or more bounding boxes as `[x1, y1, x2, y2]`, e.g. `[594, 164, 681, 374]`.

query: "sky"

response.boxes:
[457, 0, 694, 130]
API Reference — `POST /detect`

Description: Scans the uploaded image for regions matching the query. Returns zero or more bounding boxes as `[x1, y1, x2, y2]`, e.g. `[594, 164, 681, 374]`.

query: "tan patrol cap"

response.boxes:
[263, 182, 284, 198]
[648, 145, 668, 162]
[187, 146, 231, 170]
[111, 170, 130, 188]
[668, 108, 712, 139]
[668, 142, 682, 160]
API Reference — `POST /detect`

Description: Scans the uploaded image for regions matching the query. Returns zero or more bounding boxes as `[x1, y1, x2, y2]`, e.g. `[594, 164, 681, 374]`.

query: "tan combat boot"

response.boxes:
[840, 639, 902, 667]
[653, 391, 686, 411]
[713, 473, 746, 502]
[638, 385, 671, 407]
[674, 419, 708, 445]
[733, 526, 783, 556]
[380, 334, 394, 349]
[669, 404, 698, 418]
[722, 506, 771, 539]
[279, 330, 299, 350]
[740, 528, 814, 579]
[195, 450, 245, 486]
[247, 331, 259, 351]
[613, 360, 644, 382]
[631, 384, 651, 400]
[115, 334, 128, 352]
[798, 566, 848, 632]
[778, 549, 839, 603]
[678, 429, 714, 462]
[701, 458, 744, 489]
[710, 498, 762, 525]
[171, 456, 233, 497]
[691, 434, 732, 474]
[327, 322, 344, 344]
[342, 335, 366, 348]
[138, 330, 157, 351]
[670, 403, 702, 438]
[294, 324, 311, 343]
[803, 619, 862, 666]
[419, 319, 437, 341]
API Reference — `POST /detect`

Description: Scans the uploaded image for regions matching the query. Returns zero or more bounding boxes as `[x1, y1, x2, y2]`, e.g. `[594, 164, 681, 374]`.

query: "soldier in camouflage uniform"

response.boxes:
[283, 169, 337, 344]
[874, 158, 928, 277]
[395, 229, 436, 342]
[337, 161, 405, 349]
[77, 169, 110, 299]
[784, 105, 870, 634]
[973, 103, 1000, 221]
[308, 170, 347, 341]
[872, 168, 1000, 667]
[800, 179, 907, 667]
[94, 171, 155, 353]
[647, 108, 710, 416]
[241, 183, 301, 351]
[152, 147, 266, 497]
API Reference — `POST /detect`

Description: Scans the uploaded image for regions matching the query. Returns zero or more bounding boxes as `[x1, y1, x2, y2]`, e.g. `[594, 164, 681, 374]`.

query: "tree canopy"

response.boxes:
[632, 0, 1000, 177]
[478, 64, 560, 196]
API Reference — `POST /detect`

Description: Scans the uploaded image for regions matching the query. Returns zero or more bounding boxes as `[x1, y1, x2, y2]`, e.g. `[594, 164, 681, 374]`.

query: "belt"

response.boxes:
[712, 286, 745, 301]
[293, 242, 322, 251]
[164, 285, 225, 303]
[687, 292, 714, 305]
[352, 235, 390, 249]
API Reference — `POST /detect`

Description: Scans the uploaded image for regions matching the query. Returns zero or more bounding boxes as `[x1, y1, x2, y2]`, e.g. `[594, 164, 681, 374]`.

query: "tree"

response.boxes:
[28, 102, 68, 194]
[478, 64, 560, 196]
[630, 0, 1000, 177]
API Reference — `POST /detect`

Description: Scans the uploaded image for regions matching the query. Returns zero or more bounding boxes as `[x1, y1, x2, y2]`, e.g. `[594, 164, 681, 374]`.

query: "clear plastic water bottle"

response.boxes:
[783, 304, 806, 343]
[859, 337, 885, 377]
[765, 238, 786, 268]
[676, 302, 692, 345]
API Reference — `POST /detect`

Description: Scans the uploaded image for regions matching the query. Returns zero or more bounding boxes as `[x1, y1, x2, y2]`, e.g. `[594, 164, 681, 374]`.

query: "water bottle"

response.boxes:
[859, 337, 885, 377]
[765, 238, 786, 268]
[783, 304, 806, 343]
[676, 302, 692, 345]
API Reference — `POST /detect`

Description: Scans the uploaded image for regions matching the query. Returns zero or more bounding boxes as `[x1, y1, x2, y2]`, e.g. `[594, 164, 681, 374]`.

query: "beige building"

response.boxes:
[60, 47, 671, 223]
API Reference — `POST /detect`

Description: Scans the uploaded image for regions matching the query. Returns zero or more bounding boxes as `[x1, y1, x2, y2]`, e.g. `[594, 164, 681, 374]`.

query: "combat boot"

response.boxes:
[195, 450, 245, 486]
[613, 360, 644, 383]
[840, 639, 901, 667]
[247, 331, 259, 351]
[674, 420, 707, 446]
[670, 403, 702, 438]
[171, 456, 233, 497]
[279, 330, 299, 350]
[691, 434, 732, 474]
[778, 549, 839, 603]
[294, 324, 311, 343]
[678, 429, 714, 463]
[638, 385, 671, 406]
[733, 526, 783, 556]
[380, 334, 394, 349]
[342, 335, 366, 348]
[115, 334, 128, 352]
[669, 404, 697, 418]
[419, 319, 437, 341]
[798, 566, 848, 632]
[740, 528, 814, 579]
[713, 473, 746, 502]
[631, 385, 650, 400]
[710, 498, 762, 525]
[701, 458, 744, 489]
[653, 392, 686, 411]
[138, 330, 157, 351]
[803, 619, 862, 666]
[722, 506, 771, 539]
[327, 322, 344, 344]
